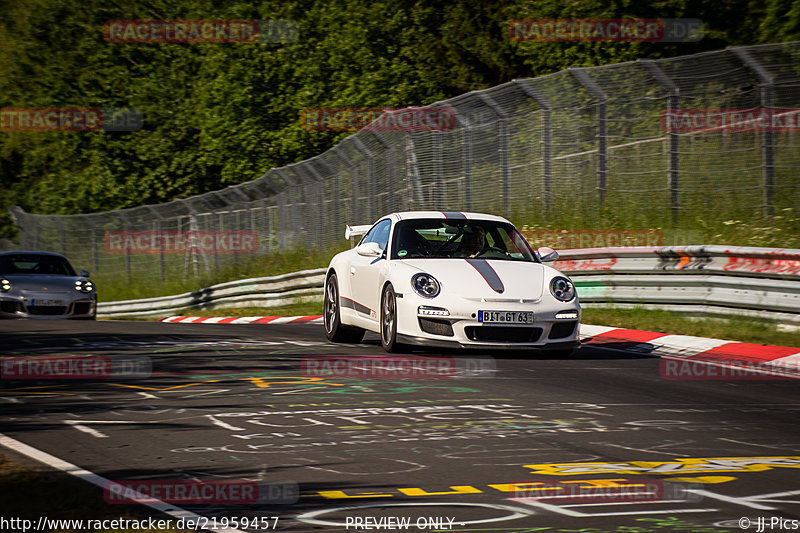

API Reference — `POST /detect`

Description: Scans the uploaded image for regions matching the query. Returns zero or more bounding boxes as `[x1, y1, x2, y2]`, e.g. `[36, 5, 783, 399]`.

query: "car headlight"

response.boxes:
[74, 280, 94, 293]
[550, 276, 575, 302]
[412, 273, 441, 298]
[1, 279, 10, 292]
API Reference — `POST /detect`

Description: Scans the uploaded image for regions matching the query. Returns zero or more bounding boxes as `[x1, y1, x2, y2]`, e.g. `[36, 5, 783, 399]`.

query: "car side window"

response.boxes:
[361, 219, 391, 251]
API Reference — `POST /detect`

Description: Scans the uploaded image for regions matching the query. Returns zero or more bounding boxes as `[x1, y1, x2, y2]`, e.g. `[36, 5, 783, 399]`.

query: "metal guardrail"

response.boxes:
[99, 246, 800, 324]
[98, 268, 326, 318]
[558, 245, 800, 325]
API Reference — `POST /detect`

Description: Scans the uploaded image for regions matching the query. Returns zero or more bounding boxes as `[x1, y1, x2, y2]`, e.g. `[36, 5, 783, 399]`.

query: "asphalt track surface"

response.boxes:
[1, 320, 799, 533]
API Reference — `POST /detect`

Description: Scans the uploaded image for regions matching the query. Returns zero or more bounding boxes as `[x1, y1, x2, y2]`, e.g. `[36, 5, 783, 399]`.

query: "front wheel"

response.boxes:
[324, 273, 365, 343]
[380, 284, 400, 352]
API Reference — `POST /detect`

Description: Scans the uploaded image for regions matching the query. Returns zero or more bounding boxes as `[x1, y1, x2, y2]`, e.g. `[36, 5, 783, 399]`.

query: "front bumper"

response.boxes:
[396, 292, 581, 350]
[0, 296, 96, 319]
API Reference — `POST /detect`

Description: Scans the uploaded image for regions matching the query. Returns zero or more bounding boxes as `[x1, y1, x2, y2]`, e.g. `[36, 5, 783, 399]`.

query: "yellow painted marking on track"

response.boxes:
[524, 457, 800, 476]
[665, 475, 737, 483]
[488, 483, 556, 493]
[243, 377, 346, 388]
[318, 490, 394, 499]
[399, 486, 483, 496]
[110, 380, 221, 391]
[316, 475, 744, 500]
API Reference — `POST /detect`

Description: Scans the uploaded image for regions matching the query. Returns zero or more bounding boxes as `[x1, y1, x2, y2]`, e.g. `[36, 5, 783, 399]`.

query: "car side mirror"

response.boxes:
[356, 242, 384, 257]
[538, 247, 559, 262]
[80, 269, 90, 277]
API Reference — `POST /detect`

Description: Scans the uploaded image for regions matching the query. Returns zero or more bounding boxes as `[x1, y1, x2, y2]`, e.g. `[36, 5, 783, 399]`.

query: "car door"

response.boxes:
[349, 218, 391, 323]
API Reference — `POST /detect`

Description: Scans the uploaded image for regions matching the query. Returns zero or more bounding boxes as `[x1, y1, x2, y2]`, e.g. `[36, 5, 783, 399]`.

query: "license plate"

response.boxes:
[478, 311, 534, 324]
[32, 299, 62, 306]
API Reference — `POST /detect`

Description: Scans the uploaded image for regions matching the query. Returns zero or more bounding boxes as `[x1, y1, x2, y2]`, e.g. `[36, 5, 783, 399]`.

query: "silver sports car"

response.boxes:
[0, 251, 97, 319]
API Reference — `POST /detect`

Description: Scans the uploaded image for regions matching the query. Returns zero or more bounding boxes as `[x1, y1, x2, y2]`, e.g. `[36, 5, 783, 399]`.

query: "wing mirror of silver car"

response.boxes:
[356, 242, 384, 257]
[538, 247, 559, 262]
[80, 269, 90, 277]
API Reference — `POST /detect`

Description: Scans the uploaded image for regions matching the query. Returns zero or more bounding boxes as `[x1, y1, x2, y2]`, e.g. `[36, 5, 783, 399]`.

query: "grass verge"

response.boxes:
[0, 452, 189, 532]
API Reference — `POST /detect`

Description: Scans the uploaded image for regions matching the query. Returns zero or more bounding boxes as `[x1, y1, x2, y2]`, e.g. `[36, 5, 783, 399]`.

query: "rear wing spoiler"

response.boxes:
[345, 224, 372, 240]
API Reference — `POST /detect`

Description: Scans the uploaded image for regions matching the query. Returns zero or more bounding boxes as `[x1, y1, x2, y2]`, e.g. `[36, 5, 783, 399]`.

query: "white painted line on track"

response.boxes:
[64, 421, 109, 438]
[0, 432, 247, 533]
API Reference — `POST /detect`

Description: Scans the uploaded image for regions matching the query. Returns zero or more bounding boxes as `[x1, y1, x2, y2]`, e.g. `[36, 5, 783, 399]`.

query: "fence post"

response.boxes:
[334, 149, 359, 224]
[403, 134, 425, 210]
[58, 219, 66, 256]
[9, 207, 28, 248]
[639, 59, 681, 226]
[229, 186, 251, 267]
[729, 46, 776, 217]
[314, 157, 339, 250]
[145, 207, 166, 282]
[513, 80, 552, 220]
[81, 215, 99, 275]
[453, 113, 473, 211]
[570, 68, 608, 206]
[184, 197, 215, 277]
[305, 159, 327, 250]
[116, 212, 132, 284]
[476, 93, 510, 217]
[275, 168, 301, 248]
[264, 173, 288, 251]
[368, 131, 394, 214]
[351, 137, 375, 222]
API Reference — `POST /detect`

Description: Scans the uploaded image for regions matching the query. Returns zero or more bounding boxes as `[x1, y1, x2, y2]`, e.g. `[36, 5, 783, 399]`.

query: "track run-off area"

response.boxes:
[1, 319, 799, 532]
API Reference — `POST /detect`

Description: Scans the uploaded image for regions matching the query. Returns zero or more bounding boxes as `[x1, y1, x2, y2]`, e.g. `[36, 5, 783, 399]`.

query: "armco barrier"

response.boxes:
[98, 245, 800, 324]
[98, 268, 326, 318]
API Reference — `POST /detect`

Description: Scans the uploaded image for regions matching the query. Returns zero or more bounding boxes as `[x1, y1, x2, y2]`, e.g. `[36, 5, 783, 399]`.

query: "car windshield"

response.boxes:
[390, 219, 538, 262]
[0, 254, 76, 276]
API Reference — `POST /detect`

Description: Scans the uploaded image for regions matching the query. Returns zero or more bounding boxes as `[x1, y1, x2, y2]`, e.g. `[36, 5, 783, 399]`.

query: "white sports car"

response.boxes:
[324, 211, 581, 355]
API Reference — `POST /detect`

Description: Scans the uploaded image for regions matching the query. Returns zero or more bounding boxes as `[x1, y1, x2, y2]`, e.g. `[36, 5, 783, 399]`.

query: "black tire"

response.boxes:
[324, 273, 365, 343]
[380, 284, 400, 352]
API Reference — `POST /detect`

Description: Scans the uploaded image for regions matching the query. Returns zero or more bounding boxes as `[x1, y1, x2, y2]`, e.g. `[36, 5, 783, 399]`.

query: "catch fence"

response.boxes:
[9, 41, 800, 291]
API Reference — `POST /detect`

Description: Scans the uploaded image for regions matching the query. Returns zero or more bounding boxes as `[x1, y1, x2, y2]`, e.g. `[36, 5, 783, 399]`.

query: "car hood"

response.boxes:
[1, 274, 81, 292]
[397, 258, 546, 300]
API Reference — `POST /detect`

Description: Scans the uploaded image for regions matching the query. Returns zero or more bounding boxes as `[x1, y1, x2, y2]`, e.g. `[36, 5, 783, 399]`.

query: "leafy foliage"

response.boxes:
[0, 0, 797, 239]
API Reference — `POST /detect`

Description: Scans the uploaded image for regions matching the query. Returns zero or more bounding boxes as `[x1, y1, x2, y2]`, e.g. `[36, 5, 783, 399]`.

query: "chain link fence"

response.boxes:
[8, 41, 800, 292]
